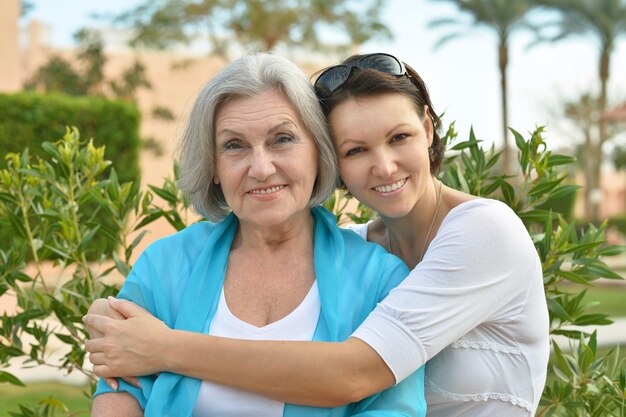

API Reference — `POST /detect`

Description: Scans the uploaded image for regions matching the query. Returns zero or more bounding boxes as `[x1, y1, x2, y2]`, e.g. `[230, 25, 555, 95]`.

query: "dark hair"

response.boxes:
[318, 54, 444, 174]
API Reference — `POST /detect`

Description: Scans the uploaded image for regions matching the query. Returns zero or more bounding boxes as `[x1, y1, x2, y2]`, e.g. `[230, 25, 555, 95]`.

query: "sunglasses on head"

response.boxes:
[314, 53, 407, 100]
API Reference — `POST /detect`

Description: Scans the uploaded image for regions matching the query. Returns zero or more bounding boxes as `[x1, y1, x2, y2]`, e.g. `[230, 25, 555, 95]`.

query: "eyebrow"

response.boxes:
[217, 121, 297, 139]
[267, 121, 297, 135]
[338, 123, 412, 147]
[385, 123, 411, 136]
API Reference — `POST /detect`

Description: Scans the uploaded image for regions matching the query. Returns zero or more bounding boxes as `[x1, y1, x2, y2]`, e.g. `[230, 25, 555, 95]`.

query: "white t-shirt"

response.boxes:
[192, 281, 320, 417]
[349, 199, 550, 417]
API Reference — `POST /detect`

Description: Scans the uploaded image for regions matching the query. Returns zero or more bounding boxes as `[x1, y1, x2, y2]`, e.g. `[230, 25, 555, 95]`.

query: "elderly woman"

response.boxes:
[87, 53, 426, 416]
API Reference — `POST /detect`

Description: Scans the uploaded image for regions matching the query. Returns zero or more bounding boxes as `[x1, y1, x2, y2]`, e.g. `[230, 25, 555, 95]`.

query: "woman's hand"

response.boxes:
[85, 298, 140, 390]
[84, 298, 171, 380]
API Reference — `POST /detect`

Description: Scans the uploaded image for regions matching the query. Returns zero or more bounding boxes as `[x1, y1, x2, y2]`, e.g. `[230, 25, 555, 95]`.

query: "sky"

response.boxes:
[21, 0, 626, 152]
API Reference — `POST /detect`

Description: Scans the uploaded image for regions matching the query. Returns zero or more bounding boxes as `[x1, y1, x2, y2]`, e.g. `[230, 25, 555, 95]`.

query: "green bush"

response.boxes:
[608, 215, 626, 236]
[1, 126, 624, 416]
[0, 93, 141, 259]
[0, 92, 140, 184]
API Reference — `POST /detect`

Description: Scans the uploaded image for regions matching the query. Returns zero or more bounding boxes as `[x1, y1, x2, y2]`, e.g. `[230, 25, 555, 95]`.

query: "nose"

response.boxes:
[371, 149, 397, 178]
[248, 147, 276, 180]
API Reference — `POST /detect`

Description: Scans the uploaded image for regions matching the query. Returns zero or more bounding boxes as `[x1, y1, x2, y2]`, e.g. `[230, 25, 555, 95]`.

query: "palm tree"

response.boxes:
[429, 0, 536, 172]
[535, 0, 626, 221]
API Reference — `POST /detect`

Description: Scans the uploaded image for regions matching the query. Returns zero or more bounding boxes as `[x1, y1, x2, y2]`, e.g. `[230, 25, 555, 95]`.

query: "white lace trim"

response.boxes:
[425, 377, 533, 412]
[450, 339, 522, 354]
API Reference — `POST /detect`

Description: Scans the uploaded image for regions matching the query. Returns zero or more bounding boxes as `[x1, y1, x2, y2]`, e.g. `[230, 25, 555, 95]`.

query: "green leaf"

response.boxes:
[450, 139, 482, 151]
[543, 184, 580, 201]
[41, 141, 62, 160]
[55, 333, 76, 344]
[112, 250, 130, 277]
[0, 371, 25, 386]
[518, 209, 553, 223]
[0, 345, 24, 357]
[528, 179, 562, 198]
[130, 229, 149, 250]
[556, 270, 592, 285]
[78, 225, 101, 252]
[598, 245, 626, 256]
[582, 264, 623, 280]
[135, 210, 166, 230]
[6, 211, 28, 239]
[572, 314, 613, 326]
[547, 154, 577, 166]
[39, 398, 69, 412]
[547, 298, 572, 321]
[499, 180, 515, 205]
[148, 184, 178, 204]
[0, 192, 17, 205]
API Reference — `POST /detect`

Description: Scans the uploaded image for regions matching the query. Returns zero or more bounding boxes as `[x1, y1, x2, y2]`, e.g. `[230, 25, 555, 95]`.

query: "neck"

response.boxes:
[234, 210, 314, 253]
[385, 177, 444, 268]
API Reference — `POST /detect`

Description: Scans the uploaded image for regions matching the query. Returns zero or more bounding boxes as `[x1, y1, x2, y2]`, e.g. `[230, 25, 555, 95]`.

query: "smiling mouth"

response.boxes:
[373, 178, 407, 193]
[249, 185, 286, 194]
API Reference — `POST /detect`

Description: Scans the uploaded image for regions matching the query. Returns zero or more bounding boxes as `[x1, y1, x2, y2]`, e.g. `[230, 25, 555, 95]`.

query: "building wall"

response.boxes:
[0, 0, 21, 91]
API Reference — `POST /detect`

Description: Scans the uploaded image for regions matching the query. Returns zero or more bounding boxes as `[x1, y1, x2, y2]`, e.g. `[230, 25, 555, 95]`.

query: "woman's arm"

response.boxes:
[92, 392, 143, 417]
[84, 298, 395, 407]
[166, 331, 395, 406]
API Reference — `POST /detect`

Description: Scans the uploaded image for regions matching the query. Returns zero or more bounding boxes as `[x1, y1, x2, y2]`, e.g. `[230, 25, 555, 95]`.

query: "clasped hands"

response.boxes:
[83, 297, 169, 391]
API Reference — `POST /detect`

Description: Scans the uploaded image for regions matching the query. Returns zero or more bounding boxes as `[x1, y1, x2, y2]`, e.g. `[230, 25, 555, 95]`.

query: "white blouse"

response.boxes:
[192, 281, 320, 417]
[349, 199, 550, 416]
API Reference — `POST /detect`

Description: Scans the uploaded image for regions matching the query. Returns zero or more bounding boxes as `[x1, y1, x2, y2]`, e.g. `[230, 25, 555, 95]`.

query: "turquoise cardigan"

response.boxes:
[95, 206, 426, 416]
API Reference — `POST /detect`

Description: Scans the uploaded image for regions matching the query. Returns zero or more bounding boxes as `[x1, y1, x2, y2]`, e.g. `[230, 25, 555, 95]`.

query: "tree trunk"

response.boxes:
[590, 47, 611, 221]
[498, 40, 510, 173]
[584, 128, 599, 221]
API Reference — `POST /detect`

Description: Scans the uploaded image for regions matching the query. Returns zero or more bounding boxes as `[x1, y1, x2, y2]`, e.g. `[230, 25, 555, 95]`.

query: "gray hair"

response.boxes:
[176, 52, 338, 221]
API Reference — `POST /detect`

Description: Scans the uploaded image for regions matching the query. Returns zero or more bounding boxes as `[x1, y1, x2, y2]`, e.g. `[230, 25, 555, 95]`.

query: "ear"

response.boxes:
[213, 175, 220, 185]
[422, 105, 434, 147]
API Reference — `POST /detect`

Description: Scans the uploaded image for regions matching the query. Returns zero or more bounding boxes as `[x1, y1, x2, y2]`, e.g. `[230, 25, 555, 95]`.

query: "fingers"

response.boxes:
[102, 377, 141, 390]
[122, 376, 142, 388]
[88, 298, 110, 315]
[85, 323, 104, 340]
[108, 297, 150, 319]
[104, 377, 119, 391]
[85, 336, 105, 354]
[82, 314, 116, 338]
[93, 364, 114, 379]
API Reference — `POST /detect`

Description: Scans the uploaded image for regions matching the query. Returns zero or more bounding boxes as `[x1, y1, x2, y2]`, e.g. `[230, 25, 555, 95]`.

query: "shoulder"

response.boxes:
[337, 225, 410, 290]
[428, 198, 539, 273]
[342, 221, 370, 240]
[446, 198, 520, 225]
[142, 221, 219, 258]
[132, 221, 223, 276]
[440, 198, 529, 243]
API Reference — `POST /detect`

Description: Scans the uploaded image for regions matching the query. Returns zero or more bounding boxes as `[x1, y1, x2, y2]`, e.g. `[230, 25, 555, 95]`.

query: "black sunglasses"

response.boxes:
[314, 53, 407, 100]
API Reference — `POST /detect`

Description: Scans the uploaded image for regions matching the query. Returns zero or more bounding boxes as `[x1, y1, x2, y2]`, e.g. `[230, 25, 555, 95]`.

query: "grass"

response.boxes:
[558, 283, 626, 318]
[0, 382, 91, 417]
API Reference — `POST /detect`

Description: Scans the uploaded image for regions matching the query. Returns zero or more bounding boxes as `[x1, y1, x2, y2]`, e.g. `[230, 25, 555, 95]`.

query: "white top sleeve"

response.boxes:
[351, 199, 541, 383]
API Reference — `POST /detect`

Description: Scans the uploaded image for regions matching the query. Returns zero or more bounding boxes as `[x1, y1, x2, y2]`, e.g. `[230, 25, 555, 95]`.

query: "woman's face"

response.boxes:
[214, 89, 319, 228]
[328, 93, 433, 219]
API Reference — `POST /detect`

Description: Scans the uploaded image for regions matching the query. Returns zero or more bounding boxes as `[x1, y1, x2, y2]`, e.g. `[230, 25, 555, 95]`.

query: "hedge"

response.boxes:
[0, 92, 140, 183]
[0, 92, 141, 258]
